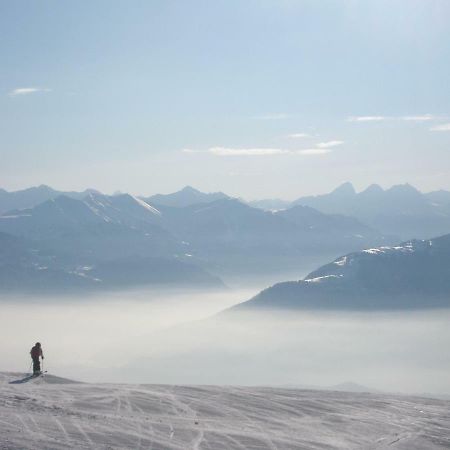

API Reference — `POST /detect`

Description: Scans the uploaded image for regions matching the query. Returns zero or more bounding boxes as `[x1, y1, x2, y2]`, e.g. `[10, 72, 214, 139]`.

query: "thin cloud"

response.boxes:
[287, 133, 310, 138]
[348, 114, 446, 123]
[347, 116, 387, 122]
[401, 114, 436, 121]
[9, 87, 51, 96]
[430, 123, 450, 132]
[182, 146, 335, 157]
[317, 140, 344, 149]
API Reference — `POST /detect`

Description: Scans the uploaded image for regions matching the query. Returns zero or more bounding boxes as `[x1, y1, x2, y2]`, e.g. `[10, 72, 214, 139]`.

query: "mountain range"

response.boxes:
[250, 182, 450, 239]
[143, 196, 389, 276]
[1, 182, 450, 293]
[0, 193, 220, 293]
[292, 182, 450, 240]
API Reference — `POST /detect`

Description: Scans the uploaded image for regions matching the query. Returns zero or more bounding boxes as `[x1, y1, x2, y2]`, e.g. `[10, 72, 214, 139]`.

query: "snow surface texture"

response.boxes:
[1, 373, 449, 449]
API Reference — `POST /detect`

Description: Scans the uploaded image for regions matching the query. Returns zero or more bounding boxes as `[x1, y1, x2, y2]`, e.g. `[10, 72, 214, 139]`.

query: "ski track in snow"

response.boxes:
[0, 372, 449, 449]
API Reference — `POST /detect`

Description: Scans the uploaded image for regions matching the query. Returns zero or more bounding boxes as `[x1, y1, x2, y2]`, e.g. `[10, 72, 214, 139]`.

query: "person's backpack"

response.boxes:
[30, 346, 40, 359]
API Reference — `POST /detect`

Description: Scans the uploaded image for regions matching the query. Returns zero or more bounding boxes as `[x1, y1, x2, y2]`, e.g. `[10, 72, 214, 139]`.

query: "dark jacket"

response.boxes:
[30, 346, 43, 360]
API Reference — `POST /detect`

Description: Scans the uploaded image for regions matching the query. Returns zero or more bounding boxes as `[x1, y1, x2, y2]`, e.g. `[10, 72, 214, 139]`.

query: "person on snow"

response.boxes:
[30, 342, 44, 375]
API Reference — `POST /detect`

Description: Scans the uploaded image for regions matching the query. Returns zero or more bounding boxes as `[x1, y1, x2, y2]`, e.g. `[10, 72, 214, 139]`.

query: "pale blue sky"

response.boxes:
[1, 0, 450, 199]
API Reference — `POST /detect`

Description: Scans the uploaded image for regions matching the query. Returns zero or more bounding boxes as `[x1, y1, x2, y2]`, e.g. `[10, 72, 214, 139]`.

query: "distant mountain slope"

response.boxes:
[275, 204, 376, 235]
[0, 232, 32, 264]
[160, 198, 296, 241]
[0, 193, 393, 283]
[247, 198, 292, 211]
[0, 231, 223, 293]
[157, 198, 391, 276]
[425, 190, 450, 216]
[0, 185, 99, 214]
[293, 182, 450, 239]
[145, 186, 229, 207]
[87, 256, 224, 289]
[0, 231, 96, 292]
[231, 233, 450, 310]
[0, 196, 226, 292]
[0, 194, 177, 261]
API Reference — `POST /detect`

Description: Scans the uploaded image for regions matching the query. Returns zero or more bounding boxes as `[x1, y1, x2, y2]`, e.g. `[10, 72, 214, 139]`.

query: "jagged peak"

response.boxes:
[331, 182, 356, 196]
[387, 183, 422, 195]
[360, 184, 384, 195]
[17, 184, 56, 194]
[180, 185, 202, 194]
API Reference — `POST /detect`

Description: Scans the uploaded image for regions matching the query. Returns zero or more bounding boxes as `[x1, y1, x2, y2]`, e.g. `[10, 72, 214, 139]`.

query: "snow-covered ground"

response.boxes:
[1, 372, 449, 449]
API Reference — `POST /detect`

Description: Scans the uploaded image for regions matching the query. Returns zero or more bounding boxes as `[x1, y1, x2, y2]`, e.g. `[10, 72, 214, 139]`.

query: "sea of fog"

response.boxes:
[1, 287, 449, 397]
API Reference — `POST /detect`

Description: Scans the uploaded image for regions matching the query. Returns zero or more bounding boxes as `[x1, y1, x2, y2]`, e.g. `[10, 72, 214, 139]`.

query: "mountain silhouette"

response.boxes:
[145, 186, 229, 208]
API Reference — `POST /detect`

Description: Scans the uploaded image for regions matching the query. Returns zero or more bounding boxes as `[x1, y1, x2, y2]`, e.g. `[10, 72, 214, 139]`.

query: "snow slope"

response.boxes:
[1, 372, 449, 449]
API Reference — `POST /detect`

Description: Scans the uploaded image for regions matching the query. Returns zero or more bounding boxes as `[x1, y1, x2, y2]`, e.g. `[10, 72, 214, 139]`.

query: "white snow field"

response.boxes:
[1, 373, 449, 450]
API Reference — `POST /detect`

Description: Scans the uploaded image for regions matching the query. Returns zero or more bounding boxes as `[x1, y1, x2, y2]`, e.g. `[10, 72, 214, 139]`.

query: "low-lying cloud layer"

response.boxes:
[1, 290, 449, 396]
